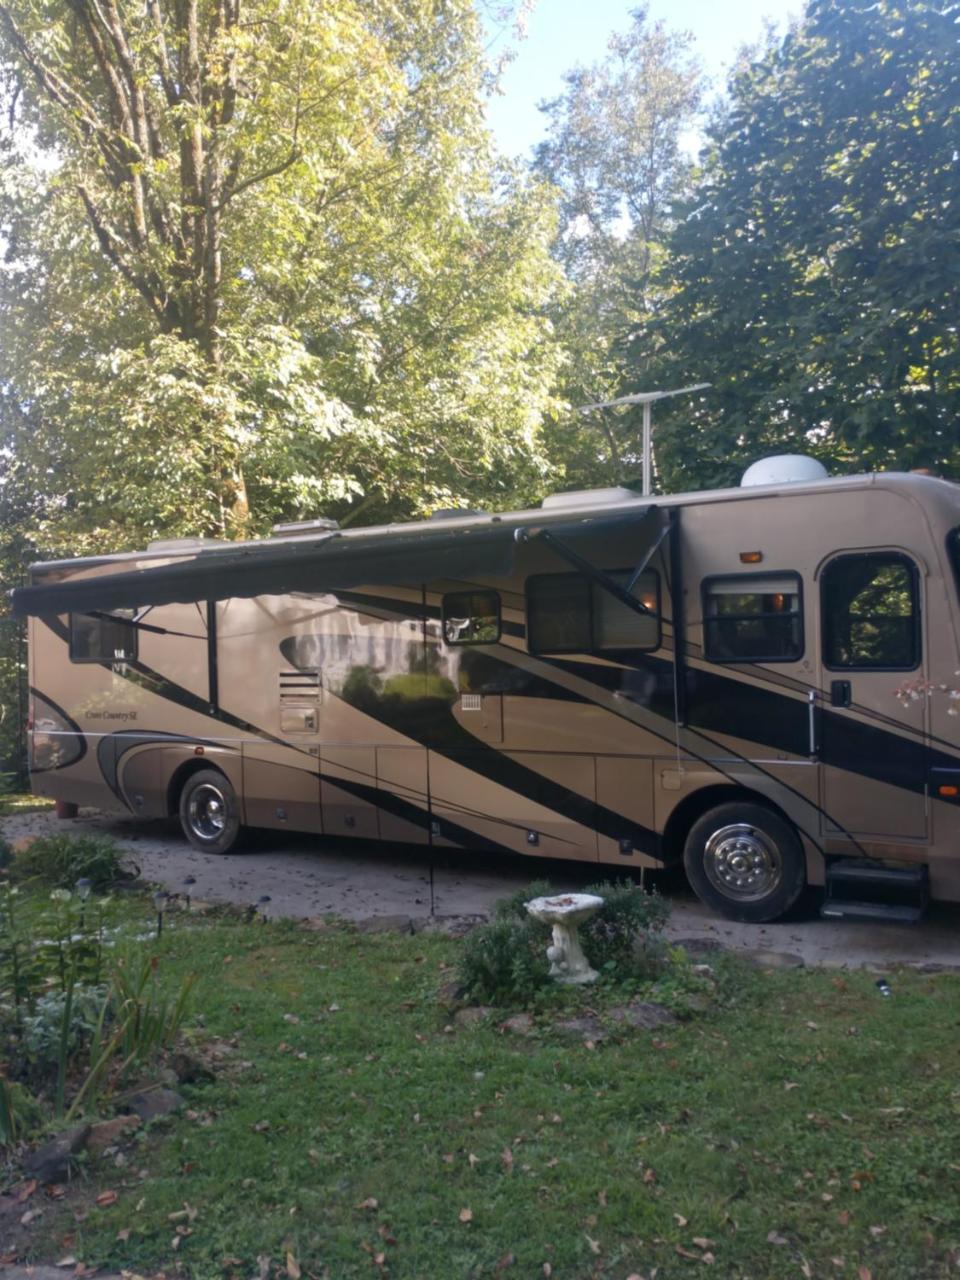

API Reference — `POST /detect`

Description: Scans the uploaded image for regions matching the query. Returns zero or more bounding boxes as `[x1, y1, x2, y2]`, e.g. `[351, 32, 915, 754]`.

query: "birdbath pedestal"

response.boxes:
[525, 893, 604, 985]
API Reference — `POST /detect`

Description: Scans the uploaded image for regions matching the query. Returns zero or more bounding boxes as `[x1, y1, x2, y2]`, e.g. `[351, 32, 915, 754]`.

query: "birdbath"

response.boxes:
[525, 893, 604, 985]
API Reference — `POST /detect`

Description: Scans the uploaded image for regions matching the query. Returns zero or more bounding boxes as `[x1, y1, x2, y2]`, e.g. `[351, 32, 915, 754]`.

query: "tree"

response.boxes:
[652, 0, 960, 494]
[0, 0, 563, 552]
[533, 6, 702, 489]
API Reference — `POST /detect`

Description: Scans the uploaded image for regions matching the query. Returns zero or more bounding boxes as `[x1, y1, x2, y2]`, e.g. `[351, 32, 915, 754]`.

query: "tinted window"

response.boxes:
[822, 554, 919, 670]
[703, 573, 803, 663]
[527, 570, 659, 654]
[69, 611, 138, 663]
[442, 590, 501, 645]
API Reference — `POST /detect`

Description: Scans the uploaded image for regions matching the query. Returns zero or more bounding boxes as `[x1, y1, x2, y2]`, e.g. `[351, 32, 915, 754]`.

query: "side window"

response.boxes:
[822, 553, 919, 670]
[442, 589, 501, 645]
[69, 611, 138, 663]
[527, 570, 660, 655]
[703, 573, 803, 663]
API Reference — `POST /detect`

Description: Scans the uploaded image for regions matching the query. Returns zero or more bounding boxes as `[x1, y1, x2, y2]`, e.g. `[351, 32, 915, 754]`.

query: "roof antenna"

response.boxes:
[578, 384, 711, 496]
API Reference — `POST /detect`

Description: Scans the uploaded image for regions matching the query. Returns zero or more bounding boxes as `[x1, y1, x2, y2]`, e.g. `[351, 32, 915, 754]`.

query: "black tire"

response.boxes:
[178, 768, 244, 854]
[683, 801, 806, 923]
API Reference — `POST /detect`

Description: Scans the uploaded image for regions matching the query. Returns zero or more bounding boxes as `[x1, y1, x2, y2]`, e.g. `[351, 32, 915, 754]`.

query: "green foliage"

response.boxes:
[0, 1077, 44, 1146]
[456, 914, 550, 1006]
[459, 877, 672, 1003]
[653, 0, 960, 491]
[0, 0, 563, 555]
[9, 833, 127, 891]
[20, 985, 109, 1076]
[580, 877, 669, 979]
[534, 7, 702, 489]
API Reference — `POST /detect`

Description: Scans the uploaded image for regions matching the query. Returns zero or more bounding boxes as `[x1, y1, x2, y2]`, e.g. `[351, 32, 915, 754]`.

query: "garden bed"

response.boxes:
[2, 842, 960, 1279]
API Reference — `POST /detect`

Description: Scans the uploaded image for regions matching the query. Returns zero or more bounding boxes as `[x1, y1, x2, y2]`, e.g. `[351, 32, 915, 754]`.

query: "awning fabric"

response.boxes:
[11, 506, 655, 618]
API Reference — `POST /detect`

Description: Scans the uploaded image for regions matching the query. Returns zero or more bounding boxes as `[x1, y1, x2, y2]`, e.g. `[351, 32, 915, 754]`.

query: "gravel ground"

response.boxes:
[4, 806, 959, 970]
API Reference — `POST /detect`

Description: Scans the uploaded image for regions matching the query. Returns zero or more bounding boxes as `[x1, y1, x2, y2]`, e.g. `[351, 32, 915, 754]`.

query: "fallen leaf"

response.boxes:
[286, 1251, 301, 1279]
[283, 1013, 300, 1024]
[257, 1254, 270, 1280]
[468, 1153, 479, 1169]
[20, 1208, 42, 1226]
[800, 1261, 813, 1279]
[96, 1190, 119, 1208]
[784, 1081, 799, 1091]
[501, 1148, 514, 1172]
[585, 1234, 601, 1255]
[459, 1207, 473, 1224]
[356, 1198, 379, 1211]
[858, 1268, 872, 1280]
[643, 1168, 656, 1184]
[494, 1252, 516, 1273]
[702, 1253, 716, 1265]
[692, 1237, 713, 1249]
[676, 1245, 701, 1259]
[116, 1229, 131, 1243]
[55, 1257, 77, 1268]
[869, 1225, 887, 1238]
[837, 1210, 850, 1226]
[15, 1179, 38, 1203]
[674, 1214, 689, 1228]
[251, 1120, 270, 1133]
[766, 1231, 788, 1246]
[543, 1266, 552, 1278]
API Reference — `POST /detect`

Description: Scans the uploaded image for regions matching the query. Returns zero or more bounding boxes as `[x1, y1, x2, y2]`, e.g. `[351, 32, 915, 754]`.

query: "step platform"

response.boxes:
[821, 858, 929, 925]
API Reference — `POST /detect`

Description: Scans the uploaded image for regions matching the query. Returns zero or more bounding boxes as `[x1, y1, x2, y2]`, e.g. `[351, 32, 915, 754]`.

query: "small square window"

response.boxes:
[69, 611, 138, 664]
[703, 573, 803, 663]
[441, 590, 501, 645]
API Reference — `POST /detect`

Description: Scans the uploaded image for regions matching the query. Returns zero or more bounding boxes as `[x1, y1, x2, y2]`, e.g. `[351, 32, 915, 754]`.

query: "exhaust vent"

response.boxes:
[279, 670, 321, 702]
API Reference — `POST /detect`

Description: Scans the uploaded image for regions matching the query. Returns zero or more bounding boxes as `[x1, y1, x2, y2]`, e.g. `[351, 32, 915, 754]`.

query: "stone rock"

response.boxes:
[87, 1114, 141, 1153]
[454, 1006, 494, 1029]
[355, 914, 415, 935]
[499, 1012, 535, 1036]
[554, 1014, 607, 1041]
[124, 1086, 185, 1122]
[739, 949, 805, 970]
[608, 1001, 677, 1030]
[169, 1049, 216, 1083]
[23, 1124, 91, 1183]
[674, 936, 727, 954]
[437, 980, 467, 1009]
[421, 914, 488, 937]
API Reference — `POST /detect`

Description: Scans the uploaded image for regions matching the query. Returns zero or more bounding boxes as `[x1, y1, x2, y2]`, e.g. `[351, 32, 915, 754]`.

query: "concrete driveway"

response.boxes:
[3, 806, 959, 970]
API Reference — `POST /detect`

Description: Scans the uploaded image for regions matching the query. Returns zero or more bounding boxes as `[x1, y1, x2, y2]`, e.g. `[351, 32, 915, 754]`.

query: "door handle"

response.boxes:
[830, 680, 851, 708]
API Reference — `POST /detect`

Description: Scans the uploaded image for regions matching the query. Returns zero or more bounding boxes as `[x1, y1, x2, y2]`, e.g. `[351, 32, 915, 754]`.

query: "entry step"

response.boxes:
[820, 900, 925, 925]
[822, 858, 929, 925]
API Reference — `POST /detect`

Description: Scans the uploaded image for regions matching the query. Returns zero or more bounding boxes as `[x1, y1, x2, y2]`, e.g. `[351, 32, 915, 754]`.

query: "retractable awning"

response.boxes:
[11, 504, 659, 618]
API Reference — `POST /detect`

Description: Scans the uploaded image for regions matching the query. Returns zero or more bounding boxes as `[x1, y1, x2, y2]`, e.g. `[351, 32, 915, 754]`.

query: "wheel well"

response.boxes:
[166, 759, 226, 817]
[660, 785, 796, 865]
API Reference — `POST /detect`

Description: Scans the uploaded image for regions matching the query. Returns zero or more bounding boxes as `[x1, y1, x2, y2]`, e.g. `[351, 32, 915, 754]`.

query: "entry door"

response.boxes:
[818, 550, 927, 840]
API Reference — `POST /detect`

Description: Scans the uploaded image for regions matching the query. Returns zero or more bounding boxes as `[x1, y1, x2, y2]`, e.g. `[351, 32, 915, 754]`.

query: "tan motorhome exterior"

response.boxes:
[13, 468, 960, 924]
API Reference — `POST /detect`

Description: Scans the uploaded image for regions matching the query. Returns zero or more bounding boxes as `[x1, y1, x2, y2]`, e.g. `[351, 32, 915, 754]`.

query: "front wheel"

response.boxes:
[683, 802, 806, 923]
[179, 769, 244, 854]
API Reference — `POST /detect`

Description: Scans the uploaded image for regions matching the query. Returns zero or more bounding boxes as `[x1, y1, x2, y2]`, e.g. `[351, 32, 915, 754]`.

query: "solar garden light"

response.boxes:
[75, 876, 91, 927]
[183, 875, 197, 910]
[153, 888, 170, 937]
[256, 894, 272, 923]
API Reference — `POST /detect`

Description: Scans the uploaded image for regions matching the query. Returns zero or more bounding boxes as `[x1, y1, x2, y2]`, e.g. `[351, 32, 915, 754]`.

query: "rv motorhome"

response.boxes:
[12, 461, 960, 924]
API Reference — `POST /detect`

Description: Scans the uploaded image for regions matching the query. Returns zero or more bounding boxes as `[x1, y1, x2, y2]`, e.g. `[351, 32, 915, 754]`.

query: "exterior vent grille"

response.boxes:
[279, 670, 320, 701]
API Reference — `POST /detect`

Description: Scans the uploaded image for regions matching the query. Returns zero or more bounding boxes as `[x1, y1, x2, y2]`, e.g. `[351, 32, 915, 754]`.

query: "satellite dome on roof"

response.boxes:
[740, 455, 829, 487]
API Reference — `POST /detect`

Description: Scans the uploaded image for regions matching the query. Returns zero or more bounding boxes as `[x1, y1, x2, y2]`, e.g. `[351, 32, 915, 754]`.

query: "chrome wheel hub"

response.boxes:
[187, 783, 227, 841]
[703, 823, 782, 902]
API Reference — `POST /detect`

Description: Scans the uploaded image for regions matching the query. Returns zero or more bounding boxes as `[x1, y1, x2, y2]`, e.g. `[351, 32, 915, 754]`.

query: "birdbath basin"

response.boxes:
[525, 893, 604, 985]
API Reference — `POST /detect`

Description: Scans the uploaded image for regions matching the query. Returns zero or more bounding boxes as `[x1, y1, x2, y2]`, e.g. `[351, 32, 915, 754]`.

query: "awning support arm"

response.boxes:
[518, 509, 672, 618]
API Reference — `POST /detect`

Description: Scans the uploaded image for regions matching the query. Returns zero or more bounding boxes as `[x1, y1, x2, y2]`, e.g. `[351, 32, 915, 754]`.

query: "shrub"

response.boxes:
[456, 915, 550, 1005]
[458, 878, 672, 1003]
[580, 878, 670, 980]
[21, 984, 109, 1074]
[9, 833, 128, 890]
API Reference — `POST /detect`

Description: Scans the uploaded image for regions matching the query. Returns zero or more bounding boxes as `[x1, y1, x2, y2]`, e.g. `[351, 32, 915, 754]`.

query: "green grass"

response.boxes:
[11, 901, 960, 1280]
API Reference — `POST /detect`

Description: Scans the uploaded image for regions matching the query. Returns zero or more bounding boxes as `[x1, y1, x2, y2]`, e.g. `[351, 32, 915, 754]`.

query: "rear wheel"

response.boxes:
[683, 801, 806, 923]
[179, 769, 243, 854]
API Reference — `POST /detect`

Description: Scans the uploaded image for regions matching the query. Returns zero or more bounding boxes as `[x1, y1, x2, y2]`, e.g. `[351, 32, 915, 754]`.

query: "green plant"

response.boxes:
[21, 984, 109, 1073]
[0, 1077, 43, 1146]
[580, 878, 670, 979]
[455, 915, 550, 1005]
[9, 833, 129, 891]
[0, 830, 12, 868]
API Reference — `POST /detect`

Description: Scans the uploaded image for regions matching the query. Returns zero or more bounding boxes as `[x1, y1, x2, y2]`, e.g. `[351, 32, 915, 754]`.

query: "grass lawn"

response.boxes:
[7, 898, 960, 1280]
